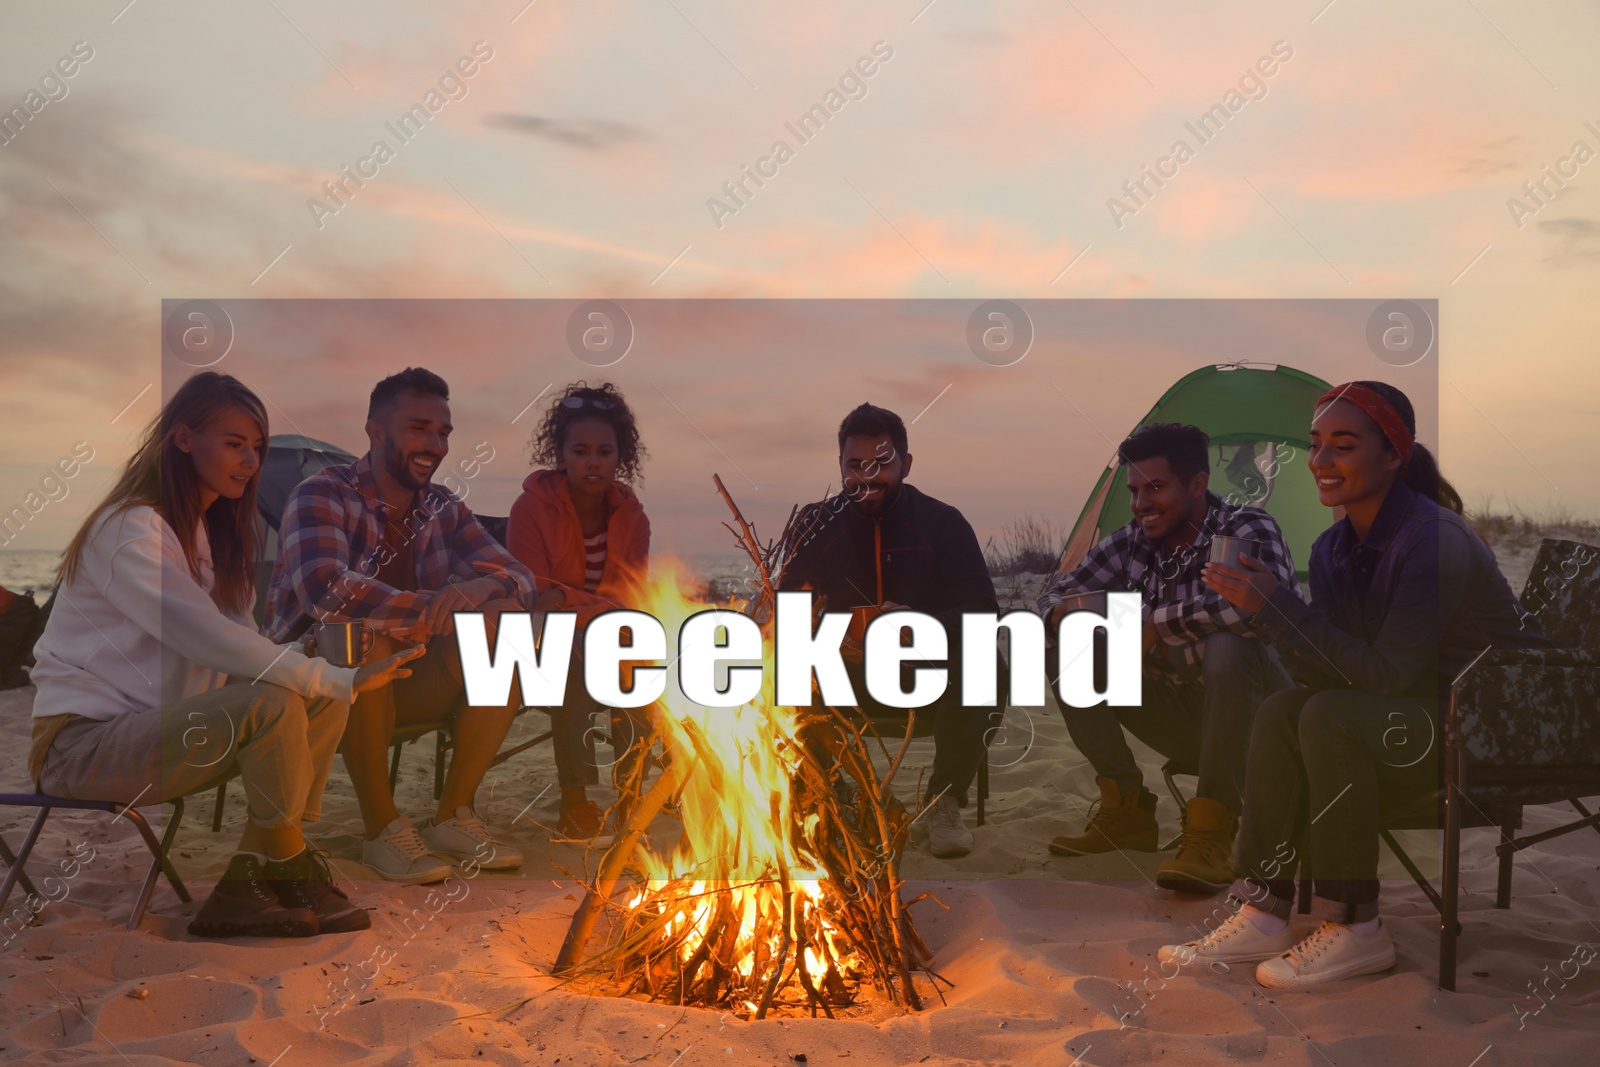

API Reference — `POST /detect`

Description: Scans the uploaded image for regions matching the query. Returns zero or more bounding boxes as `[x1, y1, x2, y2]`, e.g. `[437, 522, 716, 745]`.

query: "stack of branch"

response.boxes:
[549, 476, 944, 1018]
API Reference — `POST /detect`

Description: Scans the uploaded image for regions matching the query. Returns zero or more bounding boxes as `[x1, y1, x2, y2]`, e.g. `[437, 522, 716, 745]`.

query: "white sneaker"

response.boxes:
[1255, 920, 1396, 989]
[925, 793, 974, 858]
[1157, 908, 1298, 968]
[362, 816, 453, 884]
[421, 806, 524, 870]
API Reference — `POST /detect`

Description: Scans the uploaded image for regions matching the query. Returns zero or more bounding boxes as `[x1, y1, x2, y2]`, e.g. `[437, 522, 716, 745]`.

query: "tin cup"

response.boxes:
[1054, 590, 1109, 616]
[314, 621, 374, 668]
[1047, 590, 1108, 648]
[846, 605, 885, 643]
[1208, 536, 1263, 569]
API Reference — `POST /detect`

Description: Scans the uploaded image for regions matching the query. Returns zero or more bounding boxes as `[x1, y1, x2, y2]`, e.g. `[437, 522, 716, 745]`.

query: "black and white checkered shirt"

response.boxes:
[1034, 492, 1300, 670]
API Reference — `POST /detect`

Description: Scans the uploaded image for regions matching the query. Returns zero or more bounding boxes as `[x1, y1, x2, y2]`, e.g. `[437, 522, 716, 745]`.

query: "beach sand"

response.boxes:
[2, 562, 1598, 1065]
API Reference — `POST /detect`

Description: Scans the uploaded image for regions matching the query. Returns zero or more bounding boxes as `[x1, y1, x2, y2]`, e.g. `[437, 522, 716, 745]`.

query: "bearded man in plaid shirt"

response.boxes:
[1036, 423, 1296, 894]
[267, 368, 535, 884]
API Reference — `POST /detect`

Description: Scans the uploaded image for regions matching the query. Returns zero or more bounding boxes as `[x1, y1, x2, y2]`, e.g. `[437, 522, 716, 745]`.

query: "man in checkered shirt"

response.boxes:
[1036, 423, 1296, 894]
[268, 368, 536, 884]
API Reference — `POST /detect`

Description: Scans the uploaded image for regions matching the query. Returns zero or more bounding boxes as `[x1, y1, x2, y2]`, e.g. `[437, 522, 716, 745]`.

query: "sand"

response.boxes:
[3, 562, 1598, 1065]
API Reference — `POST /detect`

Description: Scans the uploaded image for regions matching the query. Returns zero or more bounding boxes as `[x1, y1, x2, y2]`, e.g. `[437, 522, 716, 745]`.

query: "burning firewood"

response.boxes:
[550, 476, 941, 1018]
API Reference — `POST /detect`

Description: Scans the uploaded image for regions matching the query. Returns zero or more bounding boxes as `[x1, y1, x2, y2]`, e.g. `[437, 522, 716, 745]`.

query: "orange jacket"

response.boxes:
[506, 469, 651, 628]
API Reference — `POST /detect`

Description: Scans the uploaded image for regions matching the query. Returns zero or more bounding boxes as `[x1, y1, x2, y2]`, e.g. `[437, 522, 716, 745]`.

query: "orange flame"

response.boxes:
[619, 559, 857, 1008]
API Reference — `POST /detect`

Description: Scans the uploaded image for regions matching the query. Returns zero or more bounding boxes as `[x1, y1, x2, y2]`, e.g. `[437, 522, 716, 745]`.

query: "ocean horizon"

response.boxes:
[0, 548, 753, 602]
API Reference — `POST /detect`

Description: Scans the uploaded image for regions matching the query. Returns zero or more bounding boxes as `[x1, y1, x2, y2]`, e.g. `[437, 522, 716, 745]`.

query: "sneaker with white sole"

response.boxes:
[925, 793, 974, 858]
[1255, 920, 1396, 989]
[362, 816, 453, 884]
[1157, 907, 1299, 968]
[421, 806, 524, 870]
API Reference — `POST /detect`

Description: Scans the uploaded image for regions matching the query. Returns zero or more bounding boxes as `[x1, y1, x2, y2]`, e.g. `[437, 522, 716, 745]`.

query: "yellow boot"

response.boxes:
[1049, 777, 1159, 856]
[1156, 797, 1237, 894]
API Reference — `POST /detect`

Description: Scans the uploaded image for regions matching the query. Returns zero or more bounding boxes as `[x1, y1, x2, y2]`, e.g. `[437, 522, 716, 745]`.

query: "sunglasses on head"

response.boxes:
[561, 395, 616, 411]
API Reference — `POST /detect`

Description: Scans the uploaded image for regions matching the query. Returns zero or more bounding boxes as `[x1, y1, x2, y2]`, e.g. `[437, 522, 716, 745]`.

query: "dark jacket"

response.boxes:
[778, 482, 998, 636]
[1254, 480, 1547, 699]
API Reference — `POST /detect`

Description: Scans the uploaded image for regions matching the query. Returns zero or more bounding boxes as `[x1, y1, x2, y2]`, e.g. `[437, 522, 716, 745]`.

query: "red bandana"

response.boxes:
[1316, 383, 1415, 466]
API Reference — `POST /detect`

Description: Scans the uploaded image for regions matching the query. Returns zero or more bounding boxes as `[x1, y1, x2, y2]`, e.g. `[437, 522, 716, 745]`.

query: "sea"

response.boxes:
[0, 548, 754, 602]
[0, 550, 60, 596]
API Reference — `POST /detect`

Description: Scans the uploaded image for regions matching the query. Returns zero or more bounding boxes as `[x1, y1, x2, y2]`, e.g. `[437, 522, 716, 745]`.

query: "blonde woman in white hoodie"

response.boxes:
[29, 372, 421, 938]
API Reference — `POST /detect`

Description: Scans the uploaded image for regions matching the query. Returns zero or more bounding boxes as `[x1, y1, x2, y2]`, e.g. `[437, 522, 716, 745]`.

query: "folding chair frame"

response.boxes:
[0, 793, 193, 932]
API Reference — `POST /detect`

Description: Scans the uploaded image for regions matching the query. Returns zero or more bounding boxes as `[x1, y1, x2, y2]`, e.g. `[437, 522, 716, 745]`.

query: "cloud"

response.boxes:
[484, 114, 648, 150]
[1539, 216, 1600, 267]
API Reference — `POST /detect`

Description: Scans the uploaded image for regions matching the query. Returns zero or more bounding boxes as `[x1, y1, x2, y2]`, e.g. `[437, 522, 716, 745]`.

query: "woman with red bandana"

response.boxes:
[1152, 380, 1546, 989]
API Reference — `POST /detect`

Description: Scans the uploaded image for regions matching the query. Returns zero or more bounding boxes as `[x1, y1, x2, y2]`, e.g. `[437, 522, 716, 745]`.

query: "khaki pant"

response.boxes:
[38, 683, 348, 829]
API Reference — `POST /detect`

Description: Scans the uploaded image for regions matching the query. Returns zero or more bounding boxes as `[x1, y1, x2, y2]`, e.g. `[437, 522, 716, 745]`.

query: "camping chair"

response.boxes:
[1282, 538, 1600, 990]
[1433, 537, 1600, 990]
[0, 781, 228, 931]
[1161, 759, 1511, 895]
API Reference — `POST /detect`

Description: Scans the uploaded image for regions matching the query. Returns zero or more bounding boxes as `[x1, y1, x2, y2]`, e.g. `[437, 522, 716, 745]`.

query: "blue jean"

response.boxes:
[1057, 631, 1288, 813]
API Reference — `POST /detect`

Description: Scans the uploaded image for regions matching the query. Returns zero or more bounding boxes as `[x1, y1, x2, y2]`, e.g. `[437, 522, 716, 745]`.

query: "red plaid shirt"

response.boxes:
[264, 454, 537, 641]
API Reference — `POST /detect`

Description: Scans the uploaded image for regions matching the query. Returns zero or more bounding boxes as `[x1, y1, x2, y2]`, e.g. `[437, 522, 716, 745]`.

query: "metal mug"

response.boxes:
[1054, 590, 1109, 616]
[1208, 536, 1263, 569]
[847, 604, 885, 643]
[314, 621, 374, 668]
[1046, 590, 1108, 650]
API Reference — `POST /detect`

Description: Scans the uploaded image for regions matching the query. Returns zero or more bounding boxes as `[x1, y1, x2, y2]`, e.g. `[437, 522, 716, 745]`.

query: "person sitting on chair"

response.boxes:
[0, 582, 41, 690]
[1158, 381, 1547, 988]
[29, 372, 420, 938]
[1037, 422, 1295, 895]
[507, 382, 653, 844]
[777, 403, 1000, 860]
[267, 367, 536, 883]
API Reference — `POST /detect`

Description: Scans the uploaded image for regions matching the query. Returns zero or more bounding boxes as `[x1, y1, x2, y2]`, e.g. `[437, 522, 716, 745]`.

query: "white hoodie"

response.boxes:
[31, 505, 356, 720]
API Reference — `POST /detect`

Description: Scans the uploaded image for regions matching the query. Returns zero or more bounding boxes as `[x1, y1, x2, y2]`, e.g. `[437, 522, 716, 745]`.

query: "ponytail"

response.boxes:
[1402, 443, 1463, 515]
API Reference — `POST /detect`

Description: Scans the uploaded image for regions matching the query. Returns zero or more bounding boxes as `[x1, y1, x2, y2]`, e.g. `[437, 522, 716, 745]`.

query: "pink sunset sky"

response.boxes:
[1, 1, 1595, 556]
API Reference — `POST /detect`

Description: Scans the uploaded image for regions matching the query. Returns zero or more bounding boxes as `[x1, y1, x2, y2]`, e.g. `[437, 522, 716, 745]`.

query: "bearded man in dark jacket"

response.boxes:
[778, 403, 1000, 859]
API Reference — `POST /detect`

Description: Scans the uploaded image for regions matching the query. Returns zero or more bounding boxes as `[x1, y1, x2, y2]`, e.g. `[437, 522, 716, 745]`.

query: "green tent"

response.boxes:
[1057, 362, 1333, 582]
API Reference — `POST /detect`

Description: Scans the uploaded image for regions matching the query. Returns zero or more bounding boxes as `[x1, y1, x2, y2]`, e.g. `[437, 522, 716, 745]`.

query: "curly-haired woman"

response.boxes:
[507, 382, 652, 842]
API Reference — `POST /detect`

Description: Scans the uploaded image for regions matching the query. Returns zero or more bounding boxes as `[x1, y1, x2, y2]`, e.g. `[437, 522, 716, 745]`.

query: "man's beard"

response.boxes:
[383, 443, 437, 492]
[850, 481, 899, 515]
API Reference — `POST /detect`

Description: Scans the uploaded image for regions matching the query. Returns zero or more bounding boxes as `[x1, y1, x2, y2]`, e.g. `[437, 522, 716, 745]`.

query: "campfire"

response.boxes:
[552, 478, 940, 1018]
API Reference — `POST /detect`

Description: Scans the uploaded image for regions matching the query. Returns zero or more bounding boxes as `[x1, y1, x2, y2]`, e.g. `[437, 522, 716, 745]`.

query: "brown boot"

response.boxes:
[267, 846, 371, 935]
[1049, 777, 1159, 856]
[1156, 797, 1238, 894]
[188, 854, 318, 939]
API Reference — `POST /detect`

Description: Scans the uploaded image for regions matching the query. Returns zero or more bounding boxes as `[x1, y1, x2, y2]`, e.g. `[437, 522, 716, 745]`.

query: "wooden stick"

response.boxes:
[712, 474, 777, 606]
[554, 753, 698, 974]
[792, 901, 834, 1019]
[754, 851, 793, 1019]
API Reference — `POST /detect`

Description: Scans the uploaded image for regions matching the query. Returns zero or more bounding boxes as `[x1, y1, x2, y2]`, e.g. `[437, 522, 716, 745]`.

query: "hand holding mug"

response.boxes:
[1203, 553, 1279, 614]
